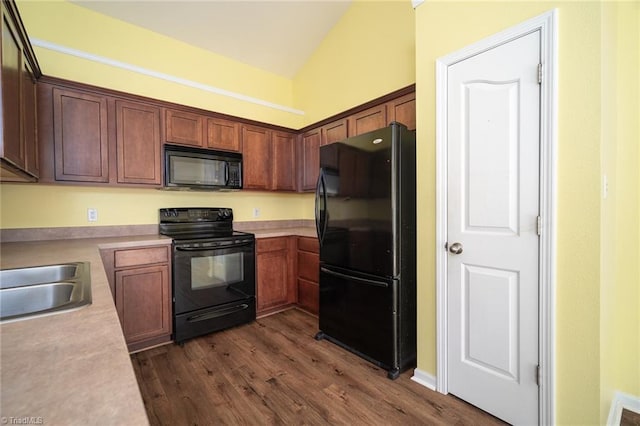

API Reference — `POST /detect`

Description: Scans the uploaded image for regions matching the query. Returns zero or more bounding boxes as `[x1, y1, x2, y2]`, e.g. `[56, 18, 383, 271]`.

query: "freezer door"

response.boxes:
[318, 266, 396, 368]
[320, 126, 395, 277]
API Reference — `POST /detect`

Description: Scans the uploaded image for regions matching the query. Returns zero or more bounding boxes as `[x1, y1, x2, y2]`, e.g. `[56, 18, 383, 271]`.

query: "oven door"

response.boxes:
[173, 241, 255, 315]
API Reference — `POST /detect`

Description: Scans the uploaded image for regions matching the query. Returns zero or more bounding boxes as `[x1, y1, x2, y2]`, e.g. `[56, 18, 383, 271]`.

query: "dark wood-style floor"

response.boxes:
[131, 309, 506, 425]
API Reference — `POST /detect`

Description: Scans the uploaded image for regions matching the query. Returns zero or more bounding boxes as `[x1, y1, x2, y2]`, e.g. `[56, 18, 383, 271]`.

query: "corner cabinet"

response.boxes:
[0, 0, 41, 182]
[100, 243, 172, 353]
[298, 128, 320, 192]
[256, 237, 296, 316]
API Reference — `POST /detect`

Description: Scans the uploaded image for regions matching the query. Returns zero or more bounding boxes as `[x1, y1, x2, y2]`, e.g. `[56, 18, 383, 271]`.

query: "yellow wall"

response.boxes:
[414, 2, 627, 424]
[600, 1, 640, 423]
[0, 184, 312, 227]
[293, 0, 416, 125]
[17, 0, 302, 129]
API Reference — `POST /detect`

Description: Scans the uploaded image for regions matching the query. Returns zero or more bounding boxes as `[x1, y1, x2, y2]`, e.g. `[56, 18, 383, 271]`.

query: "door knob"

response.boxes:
[449, 242, 463, 254]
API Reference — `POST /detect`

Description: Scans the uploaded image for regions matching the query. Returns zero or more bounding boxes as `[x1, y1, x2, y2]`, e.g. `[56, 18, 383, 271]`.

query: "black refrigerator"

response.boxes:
[314, 122, 416, 379]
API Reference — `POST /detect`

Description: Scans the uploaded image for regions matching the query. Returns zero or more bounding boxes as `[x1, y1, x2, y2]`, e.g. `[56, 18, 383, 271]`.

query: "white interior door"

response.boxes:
[446, 30, 541, 425]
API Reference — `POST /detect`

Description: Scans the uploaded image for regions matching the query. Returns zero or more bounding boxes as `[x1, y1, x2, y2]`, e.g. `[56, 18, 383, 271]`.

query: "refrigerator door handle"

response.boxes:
[320, 267, 389, 288]
[315, 169, 328, 242]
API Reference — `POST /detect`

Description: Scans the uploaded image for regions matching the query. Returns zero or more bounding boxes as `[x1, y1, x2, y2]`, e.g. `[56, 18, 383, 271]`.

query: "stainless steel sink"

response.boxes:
[0, 262, 92, 322]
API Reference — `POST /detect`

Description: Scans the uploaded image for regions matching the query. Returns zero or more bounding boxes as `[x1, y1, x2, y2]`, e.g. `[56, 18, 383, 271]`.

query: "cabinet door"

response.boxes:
[116, 100, 162, 185]
[321, 118, 347, 146]
[207, 117, 241, 152]
[299, 128, 320, 192]
[242, 124, 271, 190]
[53, 88, 109, 182]
[165, 109, 204, 147]
[348, 104, 387, 136]
[1, 10, 23, 168]
[297, 279, 319, 316]
[297, 250, 319, 283]
[256, 237, 295, 314]
[22, 61, 38, 177]
[388, 93, 416, 131]
[115, 264, 171, 345]
[271, 131, 296, 191]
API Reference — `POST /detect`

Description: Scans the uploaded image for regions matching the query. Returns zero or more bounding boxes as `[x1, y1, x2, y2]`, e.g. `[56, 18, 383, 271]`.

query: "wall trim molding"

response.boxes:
[411, 368, 437, 391]
[30, 38, 305, 116]
[434, 9, 558, 425]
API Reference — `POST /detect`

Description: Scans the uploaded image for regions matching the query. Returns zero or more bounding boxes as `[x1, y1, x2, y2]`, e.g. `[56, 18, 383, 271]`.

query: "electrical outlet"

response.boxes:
[87, 208, 98, 222]
[253, 208, 260, 218]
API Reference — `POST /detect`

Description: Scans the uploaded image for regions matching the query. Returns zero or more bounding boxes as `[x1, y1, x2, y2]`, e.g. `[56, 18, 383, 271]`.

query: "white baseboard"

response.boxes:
[411, 368, 437, 391]
[607, 391, 640, 426]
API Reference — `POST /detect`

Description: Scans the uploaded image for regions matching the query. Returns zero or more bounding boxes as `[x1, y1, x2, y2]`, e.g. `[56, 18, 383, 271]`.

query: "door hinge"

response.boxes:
[536, 364, 541, 386]
[538, 63, 543, 84]
[537, 215, 542, 236]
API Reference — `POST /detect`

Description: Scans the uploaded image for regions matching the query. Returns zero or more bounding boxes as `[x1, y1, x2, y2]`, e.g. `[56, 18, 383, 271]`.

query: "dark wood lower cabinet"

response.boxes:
[101, 244, 172, 353]
[296, 237, 319, 315]
[115, 265, 170, 349]
[256, 237, 296, 316]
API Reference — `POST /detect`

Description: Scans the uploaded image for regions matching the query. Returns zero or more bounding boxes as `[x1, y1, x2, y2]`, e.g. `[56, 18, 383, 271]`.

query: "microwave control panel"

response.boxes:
[228, 163, 241, 187]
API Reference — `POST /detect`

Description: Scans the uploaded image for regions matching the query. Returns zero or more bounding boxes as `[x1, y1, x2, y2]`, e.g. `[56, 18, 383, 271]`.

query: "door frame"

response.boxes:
[434, 10, 558, 425]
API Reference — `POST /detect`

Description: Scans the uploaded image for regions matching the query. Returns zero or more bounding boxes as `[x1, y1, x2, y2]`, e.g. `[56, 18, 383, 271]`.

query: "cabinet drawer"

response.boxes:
[257, 237, 288, 253]
[297, 251, 319, 283]
[297, 237, 319, 253]
[114, 246, 169, 268]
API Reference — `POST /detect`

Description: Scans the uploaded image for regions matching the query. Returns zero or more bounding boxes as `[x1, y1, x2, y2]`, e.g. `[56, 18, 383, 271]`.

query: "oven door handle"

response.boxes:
[187, 304, 250, 323]
[175, 241, 253, 251]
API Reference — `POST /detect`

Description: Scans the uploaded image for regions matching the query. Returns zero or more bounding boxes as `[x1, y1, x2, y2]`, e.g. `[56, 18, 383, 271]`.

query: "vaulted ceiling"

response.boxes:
[72, 1, 353, 79]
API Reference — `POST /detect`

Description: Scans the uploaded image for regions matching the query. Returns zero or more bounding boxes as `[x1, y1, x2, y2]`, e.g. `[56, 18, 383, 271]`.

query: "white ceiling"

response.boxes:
[71, 0, 353, 78]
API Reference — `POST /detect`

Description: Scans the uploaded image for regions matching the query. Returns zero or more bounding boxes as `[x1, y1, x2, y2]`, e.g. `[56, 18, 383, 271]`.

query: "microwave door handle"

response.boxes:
[224, 162, 229, 185]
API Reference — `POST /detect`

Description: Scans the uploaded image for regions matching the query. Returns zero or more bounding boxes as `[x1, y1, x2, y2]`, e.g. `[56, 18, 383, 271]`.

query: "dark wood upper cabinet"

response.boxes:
[207, 117, 241, 152]
[242, 124, 271, 190]
[165, 109, 204, 147]
[53, 88, 109, 183]
[1, 1, 40, 182]
[115, 100, 162, 186]
[271, 131, 296, 191]
[322, 118, 348, 146]
[1, 10, 22, 168]
[299, 128, 320, 192]
[348, 104, 387, 137]
[388, 93, 416, 131]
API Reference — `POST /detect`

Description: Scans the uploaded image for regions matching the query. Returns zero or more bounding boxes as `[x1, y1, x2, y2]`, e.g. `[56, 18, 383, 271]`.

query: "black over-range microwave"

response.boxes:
[164, 144, 242, 191]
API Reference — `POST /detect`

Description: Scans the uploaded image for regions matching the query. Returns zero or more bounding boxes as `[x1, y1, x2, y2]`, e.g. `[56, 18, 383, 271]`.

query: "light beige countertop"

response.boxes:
[248, 227, 317, 239]
[0, 235, 170, 426]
